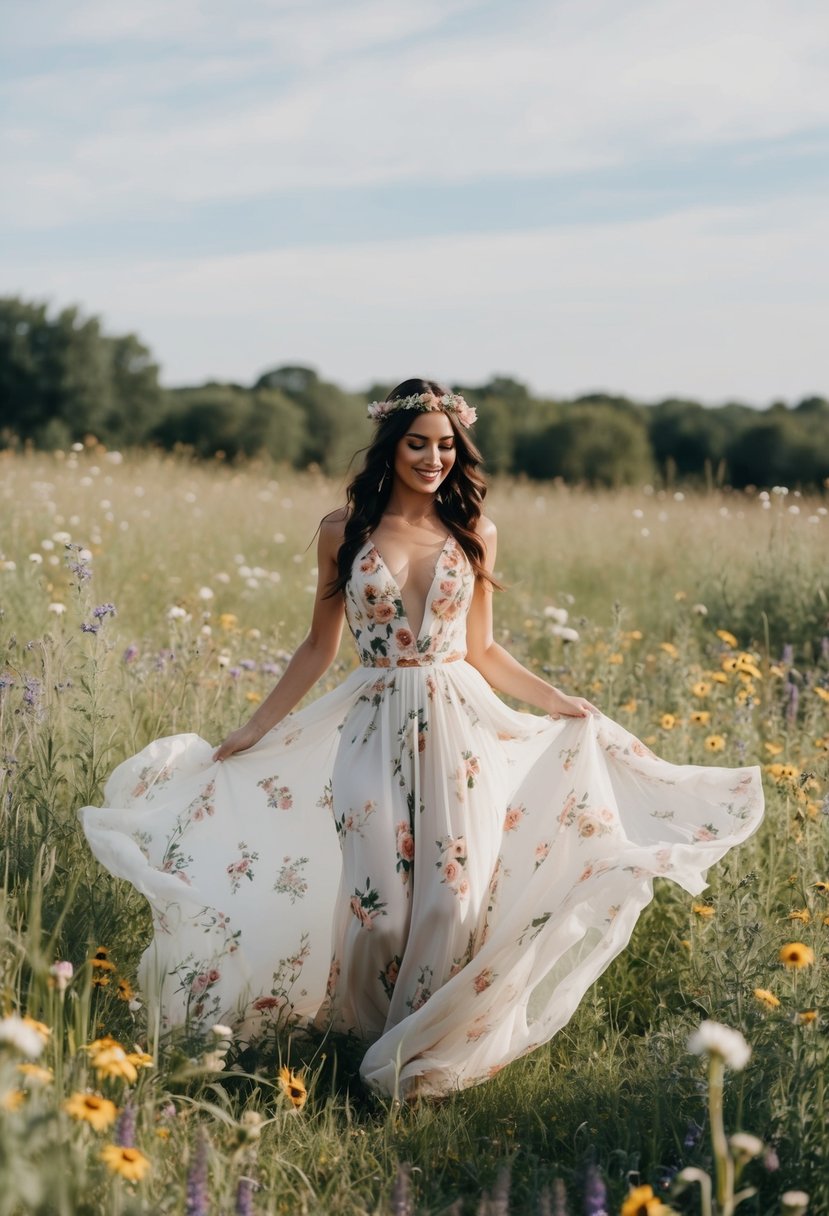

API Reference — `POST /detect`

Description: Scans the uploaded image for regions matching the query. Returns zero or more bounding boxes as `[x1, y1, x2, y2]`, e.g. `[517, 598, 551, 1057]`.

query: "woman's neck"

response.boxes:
[383, 488, 441, 527]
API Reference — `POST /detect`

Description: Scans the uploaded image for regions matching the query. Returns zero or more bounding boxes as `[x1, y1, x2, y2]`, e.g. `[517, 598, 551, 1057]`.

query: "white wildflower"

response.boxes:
[543, 606, 568, 626]
[167, 606, 191, 622]
[201, 1051, 227, 1071]
[551, 625, 580, 643]
[198, 587, 214, 601]
[210, 1024, 233, 1039]
[28, 553, 43, 565]
[687, 1020, 751, 1071]
[48, 603, 67, 615]
[0, 1015, 47, 1058]
[729, 1132, 763, 1163]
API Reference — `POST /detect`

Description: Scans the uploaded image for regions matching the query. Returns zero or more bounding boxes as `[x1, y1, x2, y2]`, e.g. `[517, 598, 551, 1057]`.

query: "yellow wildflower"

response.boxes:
[92, 976, 110, 989]
[625, 630, 643, 641]
[764, 742, 784, 756]
[779, 942, 814, 970]
[90, 1046, 138, 1084]
[116, 979, 135, 1002]
[692, 902, 715, 918]
[679, 939, 691, 950]
[21, 1017, 51, 1043]
[659, 642, 679, 659]
[100, 1145, 151, 1181]
[127, 1051, 153, 1071]
[710, 671, 728, 685]
[1, 1089, 25, 1112]
[813, 881, 829, 895]
[64, 1092, 118, 1131]
[91, 947, 116, 973]
[17, 1063, 53, 1086]
[278, 1066, 307, 1111]
[716, 629, 738, 648]
[660, 713, 677, 731]
[690, 711, 711, 726]
[608, 653, 624, 665]
[753, 988, 780, 1009]
[814, 687, 829, 703]
[674, 591, 687, 602]
[735, 654, 762, 679]
[705, 735, 726, 753]
[245, 691, 262, 703]
[620, 1184, 669, 1215]
[768, 663, 785, 678]
[722, 657, 739, 673]
[620, 698, 638, 714]
[691, 681, 712, 698]
[219, 612, 238, 631]
[796, 1010, 818, 1025]
[788, 909, 811, 925]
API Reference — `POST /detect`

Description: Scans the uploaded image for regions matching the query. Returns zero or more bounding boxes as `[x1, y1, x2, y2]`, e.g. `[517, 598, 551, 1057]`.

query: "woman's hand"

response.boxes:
[547, 689, 601, 719]
[213, 723, 264, 762]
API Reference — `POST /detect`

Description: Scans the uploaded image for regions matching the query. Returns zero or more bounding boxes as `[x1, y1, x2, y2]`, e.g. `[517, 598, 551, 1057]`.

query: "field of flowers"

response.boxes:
[1, 445, 827, 1215]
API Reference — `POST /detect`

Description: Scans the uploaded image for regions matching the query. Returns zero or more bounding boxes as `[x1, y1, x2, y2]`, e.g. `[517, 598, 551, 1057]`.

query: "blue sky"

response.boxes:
[2, 0, 828, 403]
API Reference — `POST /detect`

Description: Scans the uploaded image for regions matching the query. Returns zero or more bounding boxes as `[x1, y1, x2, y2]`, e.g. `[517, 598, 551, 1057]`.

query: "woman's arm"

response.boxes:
[213, 514, 347, 760]
[465, 519, 598, 719]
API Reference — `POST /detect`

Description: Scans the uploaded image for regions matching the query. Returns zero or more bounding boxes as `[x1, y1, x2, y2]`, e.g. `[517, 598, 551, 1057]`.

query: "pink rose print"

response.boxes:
[252, 995, 286, 1012]
[258, 775, 293, 811]
[504, 804, 525, 832]
[395, 627, 415, 649]
[350, 880, 388, 929]
[473, 967, 494, 994]
[534, 841, 551, 867]
[439, 579, 455, 595]
[374, 601, 396, 624]
[364, 582, 379, 600]
[442, 858, 460, 884]
[360, 551, 380, 574]
[436, 835, 469, 897]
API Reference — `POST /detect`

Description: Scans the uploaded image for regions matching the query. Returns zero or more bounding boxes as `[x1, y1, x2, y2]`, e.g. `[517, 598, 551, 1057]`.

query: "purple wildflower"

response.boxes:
[235, 1177, 256, 1216]
[781, 643, 794, 666]
[0, 676, 14, 694]
[764, 1145, 780, 1171]
[115, 1102, 136, 1148]
[228, 667, 242, 679]
[551, 1178, 570, 1216]
[683, 1120, 703, 1150]
[185, 1128, 209, 1216]
[239, 659, 257, 671]
[123, 644, 139, 663]
[23, 677, 41, 709]
[92, 602, 117, 620]
[583, 1164, 608, 1216]
[786, 681, 799, 725]
[80, 622, 99, 634]
[390, 1165, 412, 1216]
[261, 663, 281, 676]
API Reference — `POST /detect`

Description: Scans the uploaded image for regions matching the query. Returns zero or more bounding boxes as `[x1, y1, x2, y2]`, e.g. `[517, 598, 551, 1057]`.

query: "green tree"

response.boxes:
[528, 403, 654, 486]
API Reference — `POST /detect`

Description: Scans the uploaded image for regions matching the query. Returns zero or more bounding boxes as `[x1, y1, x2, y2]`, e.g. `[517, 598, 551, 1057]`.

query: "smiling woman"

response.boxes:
[79, 376, 764, 1099]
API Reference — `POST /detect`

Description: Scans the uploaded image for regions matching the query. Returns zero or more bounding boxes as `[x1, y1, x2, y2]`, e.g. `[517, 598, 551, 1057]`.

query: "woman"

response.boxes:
[81, 378, 764, 1099]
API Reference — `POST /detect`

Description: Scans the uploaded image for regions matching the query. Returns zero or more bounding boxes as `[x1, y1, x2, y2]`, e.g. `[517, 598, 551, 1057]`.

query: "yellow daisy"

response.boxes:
[278, 1066, 307, 1111]
[692, 902, 715, 918]
[796, 1010, 818, 1025]
[779, 942, 815, 970]
[659, 642, 679, 659]
[788, 909, 811, 925]
[91, 1046, 138, 1084]
[660, 713, 677, 731]
[100, 1144, 151, 1181]
[814, 687, 829, 703]
[716, 629, 738, 648]
[691, 682, 711, 699]
[690, 711, 711, 726]
[705, 735, 726, 752]
[64, 1092, 118, 1131]
[621, 1184, 669, 1216]
[116, 979, 135, 1002]
[753, 988, 780, 1010]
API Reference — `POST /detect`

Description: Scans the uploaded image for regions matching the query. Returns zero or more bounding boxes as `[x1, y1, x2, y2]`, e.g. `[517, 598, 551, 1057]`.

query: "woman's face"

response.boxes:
[393, 409, 456, 496]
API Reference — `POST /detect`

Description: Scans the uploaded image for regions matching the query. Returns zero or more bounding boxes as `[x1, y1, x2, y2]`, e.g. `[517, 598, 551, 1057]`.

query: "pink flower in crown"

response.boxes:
[454, 400, 478, 427]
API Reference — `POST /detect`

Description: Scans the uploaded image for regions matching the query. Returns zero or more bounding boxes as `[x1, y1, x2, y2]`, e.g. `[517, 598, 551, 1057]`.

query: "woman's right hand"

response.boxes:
[213, 723, 263, 763]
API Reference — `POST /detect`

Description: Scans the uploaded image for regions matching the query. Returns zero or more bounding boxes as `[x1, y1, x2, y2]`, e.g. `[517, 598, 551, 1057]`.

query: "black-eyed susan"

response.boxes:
[764, 741, 784, 757]
[92, 975, 111, 989]
[91, 947, 116, 973]
[100, 1144, 151, 1181]
[779, 942, 815, 969]
[127, 1051, 153, 1071]
[17, 1063, 54, 1086]
[116, 978, 135, 1002]
[278, 1066, 307, 1111]
[814, 881, 829, 895]
[716, 629, 738, 648]
[705, 735, 726, 753]
[691, 682, 712, 699]
[690, 710, 711, 727]
[620, 1183, 669, 1215]
[788, 908, 811, 925]
[722, 656, 739, 674]
[796, 1010, 818, 1025]
[620, 698, 638, 714]
[753, 988, 780, 1010]
[691, 902, 715, 918]
[709, 671, 728, 685]
[91, 1045, 138, 1084]
[64, 1092, 118, 1131]
[735, 653, 762, 678]
[660, 713, 677, 731]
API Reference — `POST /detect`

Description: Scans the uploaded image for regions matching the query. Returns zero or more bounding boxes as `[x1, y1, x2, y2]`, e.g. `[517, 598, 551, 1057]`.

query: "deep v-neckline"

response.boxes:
[367, 533, 453, 640]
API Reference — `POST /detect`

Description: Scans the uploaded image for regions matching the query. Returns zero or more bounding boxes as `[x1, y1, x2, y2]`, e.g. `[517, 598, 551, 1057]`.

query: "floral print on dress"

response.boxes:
[258, 775, 293, 810]
[436, 835, 470, 899]
[130, 762, 173, 800]
[395, 821, 414, 883]
[273, 856, 309, 903]
[227, 842, 259, 893]
[349, 879, 388, 929]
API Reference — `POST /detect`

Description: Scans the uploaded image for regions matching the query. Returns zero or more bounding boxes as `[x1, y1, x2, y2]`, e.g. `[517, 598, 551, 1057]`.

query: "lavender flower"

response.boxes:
[23, 677, 41, 709]
[583, 1164, 608, 1216]
[186, 1128, 209, 1216]
[235, 1178, 255, 1216]
[239, 659, 257, 671]
[0, 676, 14, 694]
[781, 643, 794, 666]
[228, 667, 242, 679]
[123, 644, 139, 663]
[115, 1102, 136, 1148]
[786, 681, 799, 725]
[80, 622, 99, 634]
[261, 663, 281, 676]
[683, 1120, 703, 1149]
[92, 602, 117, 620]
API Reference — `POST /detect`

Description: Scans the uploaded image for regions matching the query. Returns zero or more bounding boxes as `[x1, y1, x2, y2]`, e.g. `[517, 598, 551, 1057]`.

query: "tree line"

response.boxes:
[1, 295, 827, 488]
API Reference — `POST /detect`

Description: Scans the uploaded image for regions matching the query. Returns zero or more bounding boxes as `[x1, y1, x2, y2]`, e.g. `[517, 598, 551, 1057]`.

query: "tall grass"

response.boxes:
[0, 448, 827, 1214]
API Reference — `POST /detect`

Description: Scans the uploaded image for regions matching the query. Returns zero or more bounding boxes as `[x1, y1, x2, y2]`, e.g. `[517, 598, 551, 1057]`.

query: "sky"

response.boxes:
[2, 0, 829, 405]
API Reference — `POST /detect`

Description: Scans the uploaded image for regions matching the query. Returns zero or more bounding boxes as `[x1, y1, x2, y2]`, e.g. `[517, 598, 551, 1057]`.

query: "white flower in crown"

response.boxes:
[367, 391, 477, 428]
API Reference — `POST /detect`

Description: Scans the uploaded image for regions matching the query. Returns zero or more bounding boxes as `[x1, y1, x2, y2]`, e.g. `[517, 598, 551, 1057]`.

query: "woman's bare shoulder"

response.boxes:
[475, 513, 497, 542]
[319, 508, 348, 549]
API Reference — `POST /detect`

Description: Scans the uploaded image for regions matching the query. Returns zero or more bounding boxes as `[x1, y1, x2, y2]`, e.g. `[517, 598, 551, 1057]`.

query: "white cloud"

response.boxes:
[3, 0, 829, 228]
[8, 196, 826, 403]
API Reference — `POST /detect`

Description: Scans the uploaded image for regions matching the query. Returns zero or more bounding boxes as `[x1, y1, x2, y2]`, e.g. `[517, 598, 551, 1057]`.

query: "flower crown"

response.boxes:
[367, 391, 477, 429]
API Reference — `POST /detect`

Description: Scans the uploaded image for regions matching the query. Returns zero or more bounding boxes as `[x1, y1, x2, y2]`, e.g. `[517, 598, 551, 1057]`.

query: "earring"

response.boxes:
[378, 462, 391, 493]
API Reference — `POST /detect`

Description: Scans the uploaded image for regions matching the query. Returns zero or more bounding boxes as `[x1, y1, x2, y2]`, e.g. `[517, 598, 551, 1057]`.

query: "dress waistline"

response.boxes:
[360, 651, 466, 669]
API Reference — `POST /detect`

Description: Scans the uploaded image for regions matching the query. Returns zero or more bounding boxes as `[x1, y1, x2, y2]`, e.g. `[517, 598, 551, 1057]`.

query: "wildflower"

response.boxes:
[788, 908, 811, 924]
[92, 975, 110, 988]
[201, 1051, 227, 1071]
[814, 687, 829, 704]
[764, 742, 783, 756]
[48, 602, 67, 614]
[115, 1102, 136, 1147]
[64, 1092, 118, 1130]
[91, 1045, 139, 1084]
[123, 643, 139, 663]
[238, 1110, 263, 1142]
[660, 713, 676, 730]
[186, 1128, 209, 1215]
[80, 622, 100, 634]
[796, 1010, 817, 1025]
[278, 1066, 307, 1110]
[689, 711, 711, 726]
[116, 978, 135, 1002]
[219, 613, 239, 631]
[100, 1144, 151, 1182]
[91, 946, 116, 972]
[583, 1163, 608, 1215]
[705, 735, 726, 753]
[211, 1023, 233, 1039]
[620, 1184, 667, 1215]
[729, 1133, 764, 1164]
[92, 602, 117, 620]
[236, 1177, 256, 1216]
[687, 1020, 751, 1071]
[127, 1051, 153, 1070]
[710, 671, 728, 684]
[779, 942, 814, 969]
[691, 902, 715, 918]
[17, 1063, 53, 1086]
[716, 629, 738, 648]
[813, 881, 829, 894]
[691, 681, 711, 698]
[50, 961, 74, 992]
[620, 698, 637, 713]
[0, 1015, 47, 1059]
[753, 988, 780, 1009]
[659, 642, 679, 658]
[780, 1192, 810, 1216]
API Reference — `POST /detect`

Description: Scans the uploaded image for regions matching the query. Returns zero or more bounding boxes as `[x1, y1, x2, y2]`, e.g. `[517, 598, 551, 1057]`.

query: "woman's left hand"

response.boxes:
[547, 690, 601, 719]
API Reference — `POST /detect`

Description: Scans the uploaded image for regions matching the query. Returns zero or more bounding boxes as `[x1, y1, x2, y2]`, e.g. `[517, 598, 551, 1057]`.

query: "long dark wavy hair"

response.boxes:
[326, 378, 497, 598]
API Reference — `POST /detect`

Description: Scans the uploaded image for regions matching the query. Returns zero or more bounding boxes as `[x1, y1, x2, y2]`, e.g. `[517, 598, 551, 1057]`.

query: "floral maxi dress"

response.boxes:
[80, 535, 764, 1097]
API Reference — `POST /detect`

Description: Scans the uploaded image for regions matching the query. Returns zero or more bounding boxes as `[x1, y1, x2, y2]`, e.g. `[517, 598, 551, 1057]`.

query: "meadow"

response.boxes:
[1, 446, 827, 1215]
